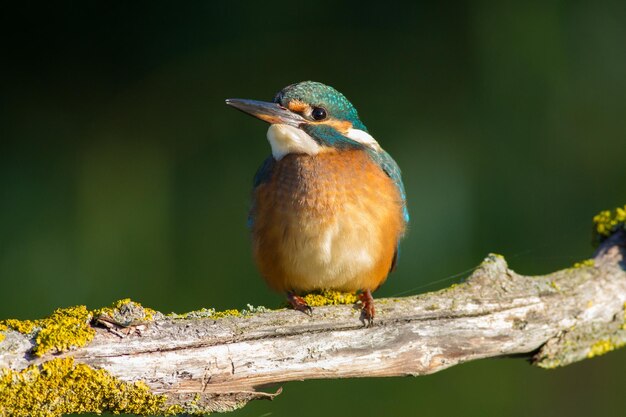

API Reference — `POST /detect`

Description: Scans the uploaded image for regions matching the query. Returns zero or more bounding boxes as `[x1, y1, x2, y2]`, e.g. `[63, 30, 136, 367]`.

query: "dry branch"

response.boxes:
[1, 230, 625, 415]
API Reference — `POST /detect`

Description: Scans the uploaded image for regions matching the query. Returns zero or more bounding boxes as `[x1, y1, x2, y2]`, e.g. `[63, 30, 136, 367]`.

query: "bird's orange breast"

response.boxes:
[251, 149, 406, 293]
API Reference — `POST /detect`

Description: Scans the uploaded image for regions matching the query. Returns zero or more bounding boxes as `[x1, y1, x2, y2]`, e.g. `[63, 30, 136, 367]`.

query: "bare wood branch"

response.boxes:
[1, 230, 625, 414]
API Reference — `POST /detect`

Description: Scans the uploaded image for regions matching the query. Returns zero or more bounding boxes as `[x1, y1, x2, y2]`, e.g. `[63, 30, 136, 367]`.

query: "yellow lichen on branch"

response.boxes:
[209, 309, 242, 319]
[587, 339, 626, 359]
[34, 306, 95, 356]
[0, 299, 159, 357]
[593, 205, 626, 244]
[0, 299, 273, 357]
[572, 259, 595, 269]
[0, 357, 181, 417]
[0, 202, 624, 416]
[302, 290, 359, 307]
[0, 306, 95, 356]
[1, 319, 38, 335]
[93, 298, 157, 326]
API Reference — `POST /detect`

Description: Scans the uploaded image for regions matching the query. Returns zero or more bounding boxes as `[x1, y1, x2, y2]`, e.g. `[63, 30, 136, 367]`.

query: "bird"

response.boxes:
[226, 81, 408, 323]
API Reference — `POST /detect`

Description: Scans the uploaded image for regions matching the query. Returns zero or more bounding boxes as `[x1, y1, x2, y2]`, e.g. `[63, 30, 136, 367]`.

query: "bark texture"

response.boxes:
[1, 230, 625, 414]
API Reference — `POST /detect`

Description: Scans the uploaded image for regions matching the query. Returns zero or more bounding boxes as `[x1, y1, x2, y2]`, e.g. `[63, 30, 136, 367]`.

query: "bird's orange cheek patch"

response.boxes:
[285, 101, 352, 133]
[288, 100, 309, 113]
[321, 119, 353, 134]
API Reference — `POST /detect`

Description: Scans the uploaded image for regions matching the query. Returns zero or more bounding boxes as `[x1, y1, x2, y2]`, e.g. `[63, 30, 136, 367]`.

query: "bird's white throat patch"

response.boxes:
[266, 124, 382, 160]
[267, 124, 321, 160]
[345, 128, 381, 151]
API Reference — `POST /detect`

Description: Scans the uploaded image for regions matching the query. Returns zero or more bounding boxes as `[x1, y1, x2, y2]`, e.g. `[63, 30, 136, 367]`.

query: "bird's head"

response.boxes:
[226, 81, 381, 160]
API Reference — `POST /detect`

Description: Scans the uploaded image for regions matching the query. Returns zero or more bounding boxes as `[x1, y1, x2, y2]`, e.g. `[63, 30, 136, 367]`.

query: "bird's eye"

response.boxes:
[311, 107, 327, 121]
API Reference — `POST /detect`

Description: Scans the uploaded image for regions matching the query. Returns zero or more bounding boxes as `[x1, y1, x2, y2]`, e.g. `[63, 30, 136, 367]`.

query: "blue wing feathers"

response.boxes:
[248, 156, 275, 229]
[367, 149, 409, 223]
[367, 149, 408, 274]
[253, 156, 275, 187]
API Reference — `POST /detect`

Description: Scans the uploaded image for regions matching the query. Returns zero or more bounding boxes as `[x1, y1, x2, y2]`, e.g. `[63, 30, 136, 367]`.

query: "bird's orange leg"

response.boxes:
[359, 289, 375, 325]
[287, 291, 312, 316]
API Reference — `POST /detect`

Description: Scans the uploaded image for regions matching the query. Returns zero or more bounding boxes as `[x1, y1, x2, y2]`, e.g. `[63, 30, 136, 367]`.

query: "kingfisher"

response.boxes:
[226, 81, 408, 323]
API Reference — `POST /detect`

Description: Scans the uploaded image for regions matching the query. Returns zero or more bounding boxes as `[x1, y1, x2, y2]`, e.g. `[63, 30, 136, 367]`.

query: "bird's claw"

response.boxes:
[287, 292, 313, 316]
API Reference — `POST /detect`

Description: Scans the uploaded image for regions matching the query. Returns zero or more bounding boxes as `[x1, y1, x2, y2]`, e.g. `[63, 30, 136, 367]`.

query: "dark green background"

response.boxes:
[2, 1, 625, 416]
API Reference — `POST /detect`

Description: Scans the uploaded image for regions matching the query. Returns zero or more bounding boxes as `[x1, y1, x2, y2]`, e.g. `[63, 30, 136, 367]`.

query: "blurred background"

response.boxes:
[1, 1, 625, 416]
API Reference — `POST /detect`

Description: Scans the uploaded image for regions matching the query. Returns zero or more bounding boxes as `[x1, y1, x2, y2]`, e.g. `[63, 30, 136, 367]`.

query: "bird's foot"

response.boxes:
[287, 292, 312, 316]
[359, 289, 375, 326]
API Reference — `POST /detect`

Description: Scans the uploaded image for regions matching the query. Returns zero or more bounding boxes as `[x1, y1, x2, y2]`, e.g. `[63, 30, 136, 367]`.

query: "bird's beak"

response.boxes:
[225, 98, 306, 127]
